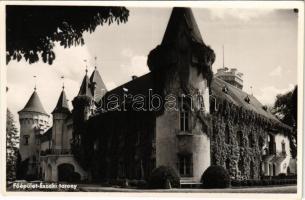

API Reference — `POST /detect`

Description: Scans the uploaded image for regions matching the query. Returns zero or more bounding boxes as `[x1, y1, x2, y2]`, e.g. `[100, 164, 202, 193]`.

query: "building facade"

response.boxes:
[18, 7, 296, 183]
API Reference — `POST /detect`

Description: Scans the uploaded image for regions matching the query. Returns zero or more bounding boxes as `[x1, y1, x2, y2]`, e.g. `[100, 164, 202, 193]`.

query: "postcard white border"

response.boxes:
[0, 1, 304, 200]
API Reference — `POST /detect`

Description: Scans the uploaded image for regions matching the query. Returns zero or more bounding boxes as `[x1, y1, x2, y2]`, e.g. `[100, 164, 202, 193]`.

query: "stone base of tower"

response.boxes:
[156, 111, 211, 184]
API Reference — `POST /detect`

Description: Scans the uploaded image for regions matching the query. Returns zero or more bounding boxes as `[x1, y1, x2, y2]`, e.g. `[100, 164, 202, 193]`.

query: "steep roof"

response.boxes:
[52, 89, 70, 114]
[162, 7, 204, 46]
[211, 77, 282, 123]
[99, 73, 153, 111]
[89, 68, 107, 102]
[98, 72, 288, 129]
[19, 90, 48, 116]
[78, 73, 92, 97]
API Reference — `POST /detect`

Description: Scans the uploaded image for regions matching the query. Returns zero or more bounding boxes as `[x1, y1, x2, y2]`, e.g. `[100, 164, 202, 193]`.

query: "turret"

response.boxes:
[89, 64, 107, 103]
[51, 86, 71, 151]
[148, 7, 215, 182]
[18, 88, 49, 178]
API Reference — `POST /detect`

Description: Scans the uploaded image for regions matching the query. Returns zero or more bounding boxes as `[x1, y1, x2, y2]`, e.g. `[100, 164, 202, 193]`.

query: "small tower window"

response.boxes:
[24, 135, 29, 145]
[178, 154, 193, 177]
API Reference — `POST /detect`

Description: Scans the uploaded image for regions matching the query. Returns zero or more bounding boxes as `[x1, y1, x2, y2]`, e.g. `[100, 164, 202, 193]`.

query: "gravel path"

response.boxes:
[79, 185, 297, 193]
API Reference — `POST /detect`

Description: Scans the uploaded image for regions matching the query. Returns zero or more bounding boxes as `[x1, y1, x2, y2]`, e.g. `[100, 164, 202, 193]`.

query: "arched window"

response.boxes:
[237, 131, 243, 146]
[225, 125, 230, 144]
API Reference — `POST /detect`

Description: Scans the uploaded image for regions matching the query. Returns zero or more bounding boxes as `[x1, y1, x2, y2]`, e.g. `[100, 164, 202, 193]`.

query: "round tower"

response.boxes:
[147, 7, 215, 183]
[18, 88, 49, 178]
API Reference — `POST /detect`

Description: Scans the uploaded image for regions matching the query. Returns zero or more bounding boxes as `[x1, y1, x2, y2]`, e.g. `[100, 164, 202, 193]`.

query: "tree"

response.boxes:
[6, 6, 129, 65]
[272, 86, 297, 158]
[6, 109, 19, 181]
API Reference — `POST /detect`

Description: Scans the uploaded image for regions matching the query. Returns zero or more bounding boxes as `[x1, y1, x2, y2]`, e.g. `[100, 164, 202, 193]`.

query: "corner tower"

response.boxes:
[148, 7, 215, 183]
[18, 88, 49, 178]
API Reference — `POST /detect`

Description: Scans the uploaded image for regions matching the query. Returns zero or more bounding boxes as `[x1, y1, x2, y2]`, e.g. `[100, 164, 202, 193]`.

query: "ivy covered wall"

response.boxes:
[210, 98, 291, 180]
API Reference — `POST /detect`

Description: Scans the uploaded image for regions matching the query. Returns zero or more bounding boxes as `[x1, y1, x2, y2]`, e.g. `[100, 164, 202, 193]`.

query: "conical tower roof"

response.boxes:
[78, 73, 92, 97]
[89, 68, 107, 102]
[52, 89, 70, 114]
[19, 90, 48, 115]
[161, 7, 205, 46]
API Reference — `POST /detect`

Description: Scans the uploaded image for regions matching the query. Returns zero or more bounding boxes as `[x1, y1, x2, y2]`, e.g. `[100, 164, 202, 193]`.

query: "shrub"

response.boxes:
[278, 173, 286, 178]
[231, 180, 241, 187]
[201, 165, 230, 188]
[129, 179, 147, 188]
[262, 179, 268, 186]
[148, 166, 180, 189]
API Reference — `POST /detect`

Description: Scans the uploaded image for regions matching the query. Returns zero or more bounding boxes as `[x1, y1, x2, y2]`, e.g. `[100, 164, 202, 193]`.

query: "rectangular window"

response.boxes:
[281, 141, 286, 155]
[179, 97, 191, 132]
[178, 154, 193, 177]
[24, 135, 29, 145]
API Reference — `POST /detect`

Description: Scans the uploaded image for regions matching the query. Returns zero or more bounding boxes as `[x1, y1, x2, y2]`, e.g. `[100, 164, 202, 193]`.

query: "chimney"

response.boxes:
[132, 75, 138, 80]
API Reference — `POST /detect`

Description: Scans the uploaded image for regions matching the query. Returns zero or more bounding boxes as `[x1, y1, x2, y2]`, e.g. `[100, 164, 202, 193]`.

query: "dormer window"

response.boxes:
[244, 95, 250, 103]
[222, 85, 229, 93]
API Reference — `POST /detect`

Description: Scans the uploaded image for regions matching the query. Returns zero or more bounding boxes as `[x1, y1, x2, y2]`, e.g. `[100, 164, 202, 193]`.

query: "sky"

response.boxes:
[7, 7, 298, 128]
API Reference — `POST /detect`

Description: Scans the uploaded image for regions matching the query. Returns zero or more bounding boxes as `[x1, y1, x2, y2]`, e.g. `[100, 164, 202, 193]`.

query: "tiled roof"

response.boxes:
[211, 77, 281, 123]
[19, 90, 48, 116]
[99, 72, 288, 129]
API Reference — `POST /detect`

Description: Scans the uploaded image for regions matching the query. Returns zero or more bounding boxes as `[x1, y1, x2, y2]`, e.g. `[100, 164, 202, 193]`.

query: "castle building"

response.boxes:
[18, 7, 296, 183]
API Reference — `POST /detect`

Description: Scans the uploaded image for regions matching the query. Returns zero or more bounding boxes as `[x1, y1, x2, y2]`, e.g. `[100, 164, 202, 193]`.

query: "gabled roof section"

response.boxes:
[89, 68, 107, 102]
[78, 73, 92, 97]
[211, 77, 286, 125]
[162, 7, 204, 46]
[19, 90, 48, 116]
[52, 89, 70, 114]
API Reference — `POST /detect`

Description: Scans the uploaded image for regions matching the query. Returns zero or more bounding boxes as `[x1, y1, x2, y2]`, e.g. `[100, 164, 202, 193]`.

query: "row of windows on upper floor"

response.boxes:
[20, 118, 48, 125]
